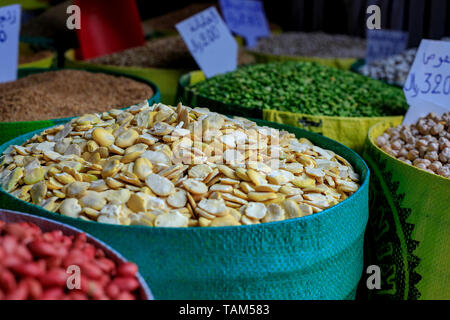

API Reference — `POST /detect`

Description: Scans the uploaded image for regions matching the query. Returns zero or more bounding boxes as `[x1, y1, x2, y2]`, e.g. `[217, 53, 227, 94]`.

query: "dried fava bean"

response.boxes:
[145, 174, 174, 196]
[115, 130, 139, 149]
[154, 211, 189, 228]
[0, 103, 360, 227]
[209, 215, 240, 227]
[262, 204, 285, 223]
[66, 182, 90, 198]
[30, 181, 47, 204]
[167, 188, 187, 208]
[133, 157, 153, 180]
[60, 198, 82, 218]
[245, 202, 267, 220]
[182, 179, 208, 195]
[92, 128, 115, 147]
[198, 198, 228, 216]
[376, 112, 450, 178]
[80, 191, 107, 210]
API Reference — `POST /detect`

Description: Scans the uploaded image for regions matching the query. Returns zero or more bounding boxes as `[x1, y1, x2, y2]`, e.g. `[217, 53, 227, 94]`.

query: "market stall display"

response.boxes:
[363, 116, 450, 300]
[0, 209, 152, 300]
[0, 69, 160, 145]
[0, 103, 370, 299]
[248, 32, 366, 70]
[179, 62, 408, 152]
[65, 36, 255, 105]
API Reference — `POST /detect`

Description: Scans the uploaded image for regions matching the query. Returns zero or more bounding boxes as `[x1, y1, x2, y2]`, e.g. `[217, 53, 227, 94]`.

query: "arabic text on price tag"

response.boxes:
[402, 40, 450, 124]
[366, 29, 409, 63]
[0, 4, 21, 83]
[219, 0, 270, 47]
[176, 6, 237, 78]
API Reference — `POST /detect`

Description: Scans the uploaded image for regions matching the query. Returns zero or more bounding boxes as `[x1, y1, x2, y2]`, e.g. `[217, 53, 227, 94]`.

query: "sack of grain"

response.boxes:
[0, 68, 160, 145]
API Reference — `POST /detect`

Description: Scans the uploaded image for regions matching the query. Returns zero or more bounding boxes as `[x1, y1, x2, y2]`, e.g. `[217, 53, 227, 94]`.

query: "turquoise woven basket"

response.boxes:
[0, 119, 370, 300]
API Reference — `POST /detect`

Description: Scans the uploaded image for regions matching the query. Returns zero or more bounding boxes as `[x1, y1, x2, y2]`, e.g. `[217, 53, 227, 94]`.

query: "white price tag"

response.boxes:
[403, 40, 450, 124]
[219, 0, 270, 48]
[366, 29, 408, 63]
[176, 6, 238, 78]
[0, 4, 21, 83]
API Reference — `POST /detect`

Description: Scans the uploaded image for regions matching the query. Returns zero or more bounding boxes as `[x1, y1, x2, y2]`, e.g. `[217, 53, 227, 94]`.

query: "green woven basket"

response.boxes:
[0, 68, 161, 145]
[363, 121, 450, 300]
[177, 70, 404, 153]
[0, 119, 369, 300]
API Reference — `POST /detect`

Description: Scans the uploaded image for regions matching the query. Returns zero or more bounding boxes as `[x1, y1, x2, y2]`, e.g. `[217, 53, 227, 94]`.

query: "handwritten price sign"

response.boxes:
[176, 6, 237, 78]
[403, 40, 450, 124]
[219, 0, 270, 47]
[0, 4, 21, 83]
[366, 29, 408, 63]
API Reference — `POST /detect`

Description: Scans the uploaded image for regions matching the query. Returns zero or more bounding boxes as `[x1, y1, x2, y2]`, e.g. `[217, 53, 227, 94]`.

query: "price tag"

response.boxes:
[219, 0, 270, 47]
[403, 39, 450, 124]
[176, 6, 238, 78]
[366, 29, 408, 63]
[0, 4, 21, 83]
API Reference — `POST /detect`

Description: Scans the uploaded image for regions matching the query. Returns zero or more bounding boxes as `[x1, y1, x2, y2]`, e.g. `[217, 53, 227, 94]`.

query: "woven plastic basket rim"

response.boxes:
[179, 70, 407, 120]
[0, 208, 153, 300]
[0, 117, 370, 232]
[368, 120, 450, 182]
[65, 49, 191, 73]
[246, 48, 360, 62]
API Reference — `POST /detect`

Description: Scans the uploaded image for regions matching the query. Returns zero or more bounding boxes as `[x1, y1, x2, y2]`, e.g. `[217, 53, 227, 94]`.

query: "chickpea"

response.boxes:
[406, 150, 419, 161]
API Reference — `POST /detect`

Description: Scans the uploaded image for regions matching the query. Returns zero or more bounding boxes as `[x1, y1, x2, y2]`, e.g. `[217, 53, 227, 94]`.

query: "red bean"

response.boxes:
[2, 254, 22, 268]
[95, 257, 115, 273]
[2, 235, 18, 253]
[39, 268, 68, 287]
[117, 291, 136, 300]
[0, 269, 17, 292]
[46, 256, 63, 269]
[6, 280, 29, 300]
[80, 262, 103, 280]
[118, 262, 138, 278]
[0, 220, 143, 300]
[25, 278, 43, 300]
[29, 240, 59, 257]
[67, 291, 88, 300]
[112, 277, 140, 292]
[11, 261, 45, 278]
[105, 283, 120, 299]
[16, 244, 33, 261]
[41, 287, 64, 300]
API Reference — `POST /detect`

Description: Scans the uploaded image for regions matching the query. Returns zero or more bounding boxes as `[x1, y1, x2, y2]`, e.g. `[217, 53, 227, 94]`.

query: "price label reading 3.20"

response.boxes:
[402, 39, 450, 124]
[404, 61, 450, 97]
